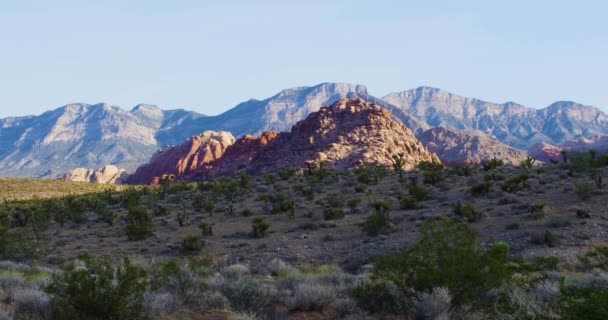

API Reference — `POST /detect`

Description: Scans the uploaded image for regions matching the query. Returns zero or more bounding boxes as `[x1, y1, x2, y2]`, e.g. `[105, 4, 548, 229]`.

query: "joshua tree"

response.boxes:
[159, 174, 175, 200]
[391, 153, 406, 180]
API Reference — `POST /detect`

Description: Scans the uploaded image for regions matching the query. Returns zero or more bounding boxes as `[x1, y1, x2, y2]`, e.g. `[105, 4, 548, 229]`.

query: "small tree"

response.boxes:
[125, 206, 153, 241]
[45, 256, 148, 320]
[159, 174, 175, 200]
[391, 153, 406, 180]
[368, 219, 511, 306]
[252, 218, 270, 238]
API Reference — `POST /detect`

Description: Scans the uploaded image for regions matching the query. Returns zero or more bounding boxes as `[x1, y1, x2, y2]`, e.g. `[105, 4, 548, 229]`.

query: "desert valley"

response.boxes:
[0, 89, 607, 319]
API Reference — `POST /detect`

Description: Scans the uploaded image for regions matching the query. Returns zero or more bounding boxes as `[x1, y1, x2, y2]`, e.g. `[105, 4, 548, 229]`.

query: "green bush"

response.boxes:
[355, 163, 387, 185]
[471, 181, 492, 196]
[579, 245, 608, 271]
[418, 161, 445, 185]
[482, 157, 504, 171]
[323, 208, 345, 220]
[501, 172, 529, 192]
[529, 203, 547, 219]
[396, 193, 417, 210]
[574, 182, 594, 200]
[125, 206, 153, 241]
[252, 218, 270, 238]
[369, 219, 511, 305]
[45, 256, 148, 320]
[505, 219, 521, 230]
[453, 201, 483, 222]
[181, 234, 204, 252]
[241, 208, 253, 217]
[408, 184, 430, 201]
[560, 286, 608, 320]
[362, 213, 391, 236]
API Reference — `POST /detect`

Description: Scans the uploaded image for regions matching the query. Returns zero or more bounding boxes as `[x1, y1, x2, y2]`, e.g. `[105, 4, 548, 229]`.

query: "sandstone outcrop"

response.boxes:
[62, 165, 127, 184]
[128, 131, 235, 185]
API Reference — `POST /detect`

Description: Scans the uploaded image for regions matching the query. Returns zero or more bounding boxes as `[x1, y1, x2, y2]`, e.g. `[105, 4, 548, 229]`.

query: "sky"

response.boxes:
[1, 0, 607, 118]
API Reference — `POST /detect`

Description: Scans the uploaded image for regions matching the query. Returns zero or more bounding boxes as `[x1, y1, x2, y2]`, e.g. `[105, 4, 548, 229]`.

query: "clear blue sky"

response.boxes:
[1, 0, 607, 117]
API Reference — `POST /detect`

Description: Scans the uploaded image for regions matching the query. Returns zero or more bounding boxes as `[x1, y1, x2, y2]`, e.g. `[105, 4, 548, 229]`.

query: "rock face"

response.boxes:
[247, 98, 440, 174]
[528, 142, 564, 162]
[0, 103, 203, 178]
[3, 83, 608, 179]
[208, 131, 280, 177]
[528, 135, 608, 162]
[419, 127, 529, 165]
[62, 165, 127, 184]
[384, 87, 608, 149]
[128, 131, 235, 185]
[130, 98, 439, 183]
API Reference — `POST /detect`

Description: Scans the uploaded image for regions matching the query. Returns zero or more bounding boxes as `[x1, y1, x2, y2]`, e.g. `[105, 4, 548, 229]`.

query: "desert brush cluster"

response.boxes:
[0, 150, 606, 319]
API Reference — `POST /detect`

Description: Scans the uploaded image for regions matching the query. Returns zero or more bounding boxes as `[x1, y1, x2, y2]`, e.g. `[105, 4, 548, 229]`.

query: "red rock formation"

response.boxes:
[528, 142, 563, 162]
[419, 127, 529, 165]
[186, 131, 279, 180]
[128, 131, 235, 184]
[128, 98, 440, 183]
[247, 98, 440, 174]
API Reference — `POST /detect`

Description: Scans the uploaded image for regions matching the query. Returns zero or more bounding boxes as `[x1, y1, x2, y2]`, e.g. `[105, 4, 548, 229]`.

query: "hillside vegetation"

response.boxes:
[0, 150, 606, 319]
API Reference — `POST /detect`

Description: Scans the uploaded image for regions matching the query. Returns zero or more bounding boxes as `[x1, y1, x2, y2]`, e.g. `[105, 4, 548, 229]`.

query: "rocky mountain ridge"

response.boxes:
[1, 83, 607, 178]
[418, 127, 529, 165]
[129, 98, 440, 184]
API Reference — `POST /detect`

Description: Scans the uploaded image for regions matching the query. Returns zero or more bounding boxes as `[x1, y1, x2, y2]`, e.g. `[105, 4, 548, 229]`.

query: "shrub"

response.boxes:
[354, 183, 368, 193]
[471, 181, 492, 196]
[346, 198, 361, 209]
[408, 184, 430, 201]
[323, 208, 345, 221]
[529, 203, 547, 219]
[181, 234, 204, 253]
[362, 214, 391, 237]
[96, 205, 117, 226]
[560, 286, 608, 320]
[453, 201, 483, 222]
[241, 208, 253, 217]
[324, 192, 345, 208]
[506, 219, 521, 230]
[125, 206, 153, 241]
[482, 157, 504, 171]
[198, 221, 213, 236]
[150, 257, 211, 304]
[501, 172, 529, 192]
[370, 219, 511, 305]
[519, 156, 537, 169]
[574, 182, 594, 200]
[143, 291, 181, 317]
[355, 163, 387, 185]
[579, 246, 608, 271]
[391, 153, 406, 179]
[418, 161, 445, 185]
[153, 205, 171, 217]
[290, 282, 337, 311]
[352, 281, 399, 314]
[45, 256, 148, 320]
[252, 218, 270, 238]
[396, 194, 418, 210]
[12, 287, 52, 320]
[530, 230, 557, 246]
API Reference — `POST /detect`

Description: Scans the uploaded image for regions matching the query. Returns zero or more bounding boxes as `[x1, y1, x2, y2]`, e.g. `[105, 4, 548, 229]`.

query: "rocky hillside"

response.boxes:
[0, 103, 203, 178]
[62, 165, 127, 184]
[128, 131, 235, 185]
[130, 98, 440, 183]
[247, 98, 440, 174]
[419, 127, 529, 165]
[384, 87, 608, 149]
[2, 83, 607, 178]
[528, 135, 608, 162]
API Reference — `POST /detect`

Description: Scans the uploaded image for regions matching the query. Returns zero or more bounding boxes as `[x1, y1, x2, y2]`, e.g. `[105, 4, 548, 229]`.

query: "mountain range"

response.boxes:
[1, 82, 607, 178]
